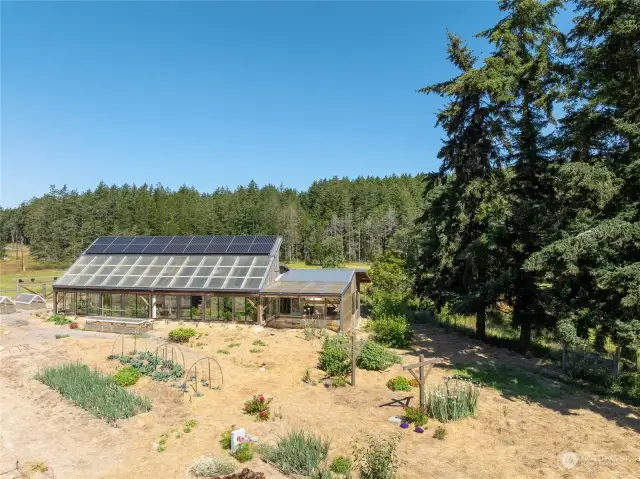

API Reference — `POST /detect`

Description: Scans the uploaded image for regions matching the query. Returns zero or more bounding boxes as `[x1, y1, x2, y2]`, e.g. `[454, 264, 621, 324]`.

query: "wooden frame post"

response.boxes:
[402, 354, 438, 409]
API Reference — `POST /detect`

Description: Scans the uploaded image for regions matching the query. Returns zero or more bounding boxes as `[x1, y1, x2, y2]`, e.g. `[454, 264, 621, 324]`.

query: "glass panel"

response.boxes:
[195, 266, 214, 276]
[205, 296, 219, 320]
[105, 255, 125, 265]
[280, 298, 292, 315]
[102, 294, 122, 316]
[154, 277, 173, 288]
[137, 295, 150, 318]
[152, 256, 171, 266]
[160, 266, 180, 276]
[90, 256, 108, 266]
[129, 266, 149, 275]
[236, 257, 255, 267]
[170, 256, 187, 267]
[67, 265, 85, 274]
[244, 278, 263, 289]
[136, 256, 156, 265]
[77, 292, 87, 316]
[121, 256, 139, 265]
[189, 277, 208, 288]
[221, 297, 233, 320]
[234, 297, 245, 321]
[104, 276, 125, 287]
[245, 297, 257, 322]
[87, 293, 100, 315]
[119, 276, 141, 287]
[230, 266, 250, 277]
[137, 276, 156, 287]
[75, 255, 94, 265]
[86, 275, 108, 286]
[292, 297, 302, 315]
[248, 266, 267, 277]
[225, 277, 245, 289]
[72, 275, 93, 287]
[57, 274, 76, 285]
[185, 256, 204, 266]
[253, 257, 271, 266]
[170, 277, 191, 288]
[213, 266, 232, 277]
[178, 266, 197, 276]
[143, 266, 164, 276]
[178, 296, 192, 320]
[202, 256, 221, 266]
[80, 265, 101, 275]
[97, 265, 116, 275]
[206, 277, 225, 289]
[220, 256, 237, 266]
[113, 265, 132, 275]
[156, 295, 177, 319]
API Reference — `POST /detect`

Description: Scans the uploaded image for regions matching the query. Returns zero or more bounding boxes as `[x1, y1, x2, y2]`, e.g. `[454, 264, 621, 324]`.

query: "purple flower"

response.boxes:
[324, 383, 330, 389]
[400, 422, 409, 429]
[414, 427, 424, 434]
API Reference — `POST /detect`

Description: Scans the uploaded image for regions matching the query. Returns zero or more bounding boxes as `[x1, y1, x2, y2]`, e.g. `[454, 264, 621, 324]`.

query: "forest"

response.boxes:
[1, 0, 638, 397]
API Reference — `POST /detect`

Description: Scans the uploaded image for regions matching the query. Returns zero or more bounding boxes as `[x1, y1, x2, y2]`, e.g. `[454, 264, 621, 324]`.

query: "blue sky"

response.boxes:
[1, 1, 574, 207]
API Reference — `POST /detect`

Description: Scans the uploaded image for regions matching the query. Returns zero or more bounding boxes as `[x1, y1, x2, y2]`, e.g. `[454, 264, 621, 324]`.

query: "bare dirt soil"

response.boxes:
[1, 311, 639, 479]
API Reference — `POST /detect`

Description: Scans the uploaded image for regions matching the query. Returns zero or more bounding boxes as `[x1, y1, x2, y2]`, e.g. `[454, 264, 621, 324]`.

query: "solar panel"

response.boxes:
[204, 244, 229, 254]
[123, 244, 147, 253]
[131, 236, 154, 244]
[94, 237, 117, 245]
[226, 244, 251, 254]
[170, 236, 192, 244]
[150, 236, 172, 244]
[249, 243, 273, 254]
[230, 236, 253, 244]
[112, 237, 134, 245]
[183, 244, 206, 254]
[190, 236, 213, 244]
[85, 244, 109, 254]
[104, 244, 128, 254]
[163, 244, 187, 254]
[142, 244, 168, 253]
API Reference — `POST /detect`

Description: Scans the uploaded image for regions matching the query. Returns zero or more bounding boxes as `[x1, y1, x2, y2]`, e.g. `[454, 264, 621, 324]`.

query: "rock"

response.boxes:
[259, 367, 265, 372]
[252, 326, 264, 334]
[151, 442, 158, 450]
[388, 416, 403, 423]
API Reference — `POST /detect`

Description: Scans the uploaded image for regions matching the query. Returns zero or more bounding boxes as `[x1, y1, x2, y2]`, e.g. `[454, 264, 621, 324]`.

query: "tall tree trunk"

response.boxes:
[476, 306, 486, 340]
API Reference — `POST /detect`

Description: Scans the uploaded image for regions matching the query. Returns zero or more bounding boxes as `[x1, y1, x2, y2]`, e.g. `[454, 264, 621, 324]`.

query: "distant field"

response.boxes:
[1, 245, 67, 298]
[285, 261, 370, 270]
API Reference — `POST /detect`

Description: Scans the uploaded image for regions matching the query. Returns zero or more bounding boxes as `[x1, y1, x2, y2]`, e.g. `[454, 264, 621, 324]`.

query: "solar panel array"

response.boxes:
[84, 235, 279, 255]
[55, 254, 272, 292]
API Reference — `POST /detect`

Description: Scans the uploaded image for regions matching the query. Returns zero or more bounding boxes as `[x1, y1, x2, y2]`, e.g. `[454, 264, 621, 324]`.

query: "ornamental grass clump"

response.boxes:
[189, 456, 236, 477]
[424, 378, 481, 422]
[353, 434, 399, 479]
[243, 394, 272, 421]
[34, 363, 151, 423]
[259, 429, 330, 477]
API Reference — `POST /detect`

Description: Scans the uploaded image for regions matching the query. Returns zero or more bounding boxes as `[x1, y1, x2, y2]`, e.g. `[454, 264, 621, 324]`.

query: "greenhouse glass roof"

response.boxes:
[0, 296, 16, 305]
[15, 293, 46, 304]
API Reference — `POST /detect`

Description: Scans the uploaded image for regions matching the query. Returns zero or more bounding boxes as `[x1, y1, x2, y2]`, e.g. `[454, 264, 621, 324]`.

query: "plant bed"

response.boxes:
[107, 351, 183, 382]
[34, 363, 151, 423]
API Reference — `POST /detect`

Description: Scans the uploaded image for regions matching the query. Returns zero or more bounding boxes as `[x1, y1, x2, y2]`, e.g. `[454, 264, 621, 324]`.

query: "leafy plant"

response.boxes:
[259, 429, 331, 477]
[330, 456, 352, 475]
[424, 378, 481, 422]
[611, 371, 640, 399]
[356, 341, 401, 371]
[252, 340, 266, 347]
[408, 378, 420, 388]
[244, 394, 272, 421]
[34, 363, 151, 423]
[331, 376, 348, 388]
[367, 314, 414, 348]
[190, 456, 236, 477]
[220, 429, 232, 450]
[217, 349, 230, 355]
[302, 368, 316, 385]
[168, 327, 197, 343]
[249, 348, 262, 354]
[327, 322, 340, 333]
[183, 419, 197, 433]
[386, 376, 412, 392]
[433, 426, 447, 440]
[403, 406, 427, 427]
[47, 313, 71, 325]
[228, 343, 241, 348]
[233, 443, 254, 463]
[114, 366, 141, 387]
[319, 335, 350, 377]
[353, 434, 399, 479]
[55, 334, 70, 339]
[107, 352, 183, 382]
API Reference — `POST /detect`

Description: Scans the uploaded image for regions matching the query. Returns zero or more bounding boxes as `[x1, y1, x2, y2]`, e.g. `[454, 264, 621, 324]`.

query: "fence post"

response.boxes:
[351, 331, 356, 387]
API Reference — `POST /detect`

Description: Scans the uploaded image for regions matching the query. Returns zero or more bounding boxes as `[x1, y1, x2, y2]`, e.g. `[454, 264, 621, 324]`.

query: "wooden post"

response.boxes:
[403, 356, 438, 409]
[53, 290, 58, 314]
[351, 330, 356, 386]
[418, 354, 425, 407]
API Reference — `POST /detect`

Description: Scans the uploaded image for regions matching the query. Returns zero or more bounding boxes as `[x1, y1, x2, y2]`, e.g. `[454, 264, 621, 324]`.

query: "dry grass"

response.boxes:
[0, 314, 639, 479]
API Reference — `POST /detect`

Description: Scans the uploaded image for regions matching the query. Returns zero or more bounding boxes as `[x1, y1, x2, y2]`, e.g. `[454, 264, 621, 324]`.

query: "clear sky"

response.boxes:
[1, 1, 574, 207]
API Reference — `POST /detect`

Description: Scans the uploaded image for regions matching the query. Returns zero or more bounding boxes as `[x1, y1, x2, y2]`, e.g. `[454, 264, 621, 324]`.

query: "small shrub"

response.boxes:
[353, 434, 399, 479]
[330, 456, 352, 475]
[249, 348, 262, 354]
[327, 322, 340, 333]
[233, 443, 254, 463]
[403, 406, 427, 427]
[114, 366, 141, 387]
[433, 426, 447, 440]
[260, 429, 330, 476]
[168, 327, 197, 343]
[424, 378, 481, 422]
[356, 341, 401, 371]
[48, 314, 71, 325]
[611, 371, 640, 399]
[220, 430, 232, 449]
[55, 334, 70, 339]
[190, 455, 236, 477]
[30, 462, 48, 473]
[319, 335, 350, 377]
[218, 349, 230, 355]
[368, 314, 414, 348]
[408, 378, 419, 388]
[386, 376, 411, 392]
[69, 322, 79, 329]
[252, 340, 266, 347]
[119, 355, 132, 365]
[228, 343, 241, 348]
[302, 368, 316, 385]
[244, 394, 272, 421]
[185, 419, 197, 429]
[331, 376, 348, 388]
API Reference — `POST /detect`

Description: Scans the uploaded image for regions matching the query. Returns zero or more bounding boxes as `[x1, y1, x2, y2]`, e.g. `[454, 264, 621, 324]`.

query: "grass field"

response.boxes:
[0, 245, 67, 298]
[285, 261, 370, 269]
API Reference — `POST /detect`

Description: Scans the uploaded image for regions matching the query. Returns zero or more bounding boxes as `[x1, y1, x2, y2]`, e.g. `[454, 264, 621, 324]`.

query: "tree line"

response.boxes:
[0, 175, 424, 267]
[411, 0, 639, 373]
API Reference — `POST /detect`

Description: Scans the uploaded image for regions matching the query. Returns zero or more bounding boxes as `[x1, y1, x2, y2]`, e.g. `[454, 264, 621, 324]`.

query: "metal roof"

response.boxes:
[15, 293, 46, 304]
[260, 269, 357, 296]
[276, 269, 356, 283]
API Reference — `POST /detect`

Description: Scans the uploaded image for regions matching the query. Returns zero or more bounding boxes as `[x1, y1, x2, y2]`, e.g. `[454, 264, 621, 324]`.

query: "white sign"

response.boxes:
[230, 428, 246, 452]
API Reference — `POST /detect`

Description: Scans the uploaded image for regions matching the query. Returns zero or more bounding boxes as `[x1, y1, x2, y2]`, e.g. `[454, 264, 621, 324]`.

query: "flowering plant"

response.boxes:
[243, 394, 272, 421]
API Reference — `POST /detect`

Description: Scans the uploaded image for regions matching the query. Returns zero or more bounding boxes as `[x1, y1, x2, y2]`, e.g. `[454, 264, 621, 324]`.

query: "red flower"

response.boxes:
[258, 396, 264, 402]
[259, 411, 265, 417]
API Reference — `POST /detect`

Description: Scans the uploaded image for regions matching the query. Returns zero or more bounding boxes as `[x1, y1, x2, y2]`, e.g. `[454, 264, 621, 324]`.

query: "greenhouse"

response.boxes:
[14, 293, 47, 310]
[53, 235, 368, 331]
[0, 296, 17, 314]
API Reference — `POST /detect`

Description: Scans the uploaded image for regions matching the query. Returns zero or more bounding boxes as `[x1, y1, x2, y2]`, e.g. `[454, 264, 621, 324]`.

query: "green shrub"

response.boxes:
[403, 406, 427, 427]
[168, 327, 197, 343]
[330, 456, 352, 475]
[331, 376, 348, 388]
[244, 394, 272, 421]
[48, 314, 71, 325]
[253, 340, 266, 346]
[368, 314, 413, 348]
[433, 426, 447, 440]
[259, 429, 331, 476]
[189, 456, 235, 477]
[356, 341, 401, 371]
[220, 430, 232, 450]
[424, 379, 481, 422]
[386, 376, 411, 392]
[217, 349, 230, 355]
[114, 366, 141, 387]
[319, 335, 351, 377]
[611, 371, 640, 399]
[55, 334, 70, 339]
[34, 363, 151, 423]
[228, 343, 241, 348]
[233, 443, 254, 463]
[249, 348, 262, 353]
[302, 368, 315, 385]
[353, 435, 399, 479]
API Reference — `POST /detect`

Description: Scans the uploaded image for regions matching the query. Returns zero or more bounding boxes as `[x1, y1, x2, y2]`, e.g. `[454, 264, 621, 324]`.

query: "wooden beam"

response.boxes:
[402, 358, 438, 370]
